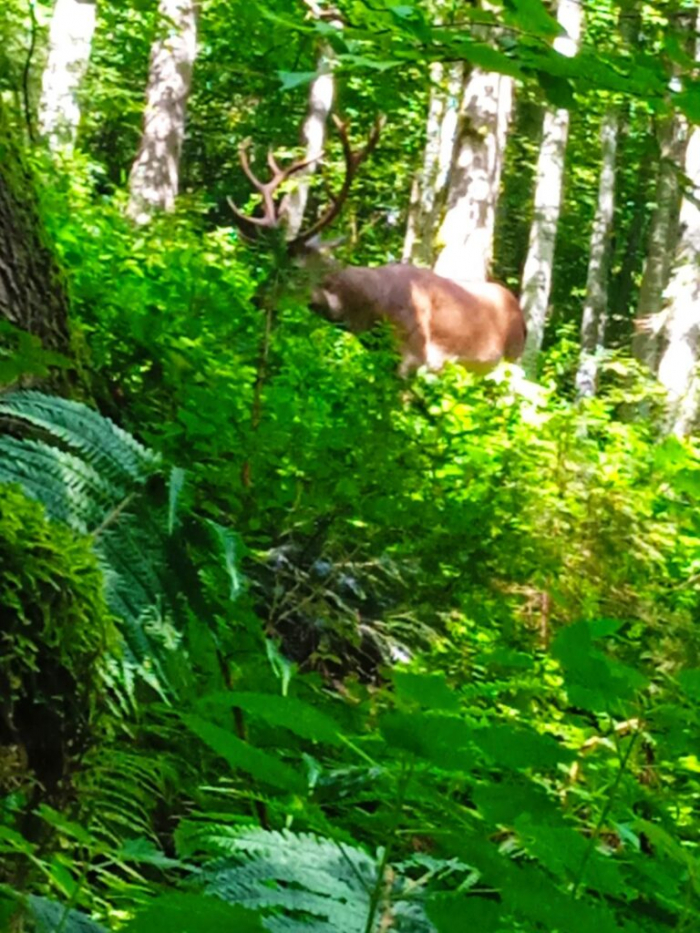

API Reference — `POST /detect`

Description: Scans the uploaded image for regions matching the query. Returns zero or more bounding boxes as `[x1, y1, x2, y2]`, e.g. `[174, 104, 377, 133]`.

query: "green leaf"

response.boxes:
[427, 894, 501, 932]
[393, 671, 460, 711]
[207, 520, 242, 601]
[537, 72, 575, 109]
[552, 621, 647, 710]
[504, 0, 562, 37]
[184, 715, 307, 793]
[118, 837, 184, 869]
[678, 669, 700, 702]
[278, 70, 317, 91]
[473, 723, 575, 769]
[380, 711, 476, 771]
[35, 805, 94, 846]
[197, 691, 342, 745]
[168, 466, 186, 534]
[473, 778, 565, 827]
[123, 893, 264, 933]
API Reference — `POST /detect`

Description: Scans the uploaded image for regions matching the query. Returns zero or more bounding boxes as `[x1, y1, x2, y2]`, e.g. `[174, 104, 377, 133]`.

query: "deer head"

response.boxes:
[229, 118, 526, 376]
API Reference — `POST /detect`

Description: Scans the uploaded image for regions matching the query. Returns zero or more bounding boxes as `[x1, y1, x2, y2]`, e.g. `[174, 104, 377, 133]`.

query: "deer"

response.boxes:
[228, 117, 526, 377]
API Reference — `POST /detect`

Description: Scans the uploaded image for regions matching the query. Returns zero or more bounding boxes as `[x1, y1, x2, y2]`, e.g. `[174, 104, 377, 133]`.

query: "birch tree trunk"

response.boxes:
[632, 112, 689, 370]
[433, 65, 513, 283]
[402, 62, 463, 266]
[38, 0, 97, 150]
[126, 0, 199, 224]
[280, 63, 334, 239]
[519, 0, 582, 374]
[656, 124, 700, 435]
[575, 109, 620, 397]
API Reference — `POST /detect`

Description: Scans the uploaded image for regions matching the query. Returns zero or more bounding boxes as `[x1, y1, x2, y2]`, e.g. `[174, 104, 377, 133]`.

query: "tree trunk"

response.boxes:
[656, 124, 700, 435]
[433, 64, 514, 284]
[0, 113, 70, 351]
[280, 62, 334, 239]
[519, 0, 582, 374]
[402, 61, 463, 266]
[38, 0, 96, 150]
[575, 108, 619, 397]
[126, 0, 199, 224]
[632, 112, 689, 370]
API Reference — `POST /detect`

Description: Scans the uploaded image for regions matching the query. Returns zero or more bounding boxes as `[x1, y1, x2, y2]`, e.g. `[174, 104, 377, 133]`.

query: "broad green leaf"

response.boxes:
[197, 691, 342, 745]
[678, 668, 700, 702]
[123, 893, 264, 933]
[472, 723, 575, 769]
[552, 621, 647, 710]
[427, 894, 501, 932]
[504, 0, 562, 37]
[184, 715, 306, 793]
[393, 671, 460, 711]
[473, 779, 565, 827]
[380, 712, 476, 772]
[118, 837, 184, 869]
[278, 70, 317, 91]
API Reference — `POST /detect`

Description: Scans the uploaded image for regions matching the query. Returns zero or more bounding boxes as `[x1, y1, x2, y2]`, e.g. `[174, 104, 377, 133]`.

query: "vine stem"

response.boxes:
[571, 726, 639, 899]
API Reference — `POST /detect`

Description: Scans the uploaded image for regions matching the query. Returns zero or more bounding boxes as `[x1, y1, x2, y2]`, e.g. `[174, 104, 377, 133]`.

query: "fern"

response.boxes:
[0, 391, 214, 705]
[183, 826, 437, 933]
[27, 896, 107, 933]
[0, 390, 159, 483]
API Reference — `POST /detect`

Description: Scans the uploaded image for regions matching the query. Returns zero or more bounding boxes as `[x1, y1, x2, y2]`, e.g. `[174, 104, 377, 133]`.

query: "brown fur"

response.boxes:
[310, 263, 526, 375]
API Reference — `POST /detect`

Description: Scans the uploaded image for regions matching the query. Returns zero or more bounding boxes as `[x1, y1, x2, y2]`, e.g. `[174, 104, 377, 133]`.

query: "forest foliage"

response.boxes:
[1, 0, 700, 931]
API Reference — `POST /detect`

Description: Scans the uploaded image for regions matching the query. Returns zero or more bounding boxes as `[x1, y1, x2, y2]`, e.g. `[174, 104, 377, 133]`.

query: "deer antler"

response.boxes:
[227, 143, 316, 238]
[288, 114, 385, 248]
[228, 114, 384, 244]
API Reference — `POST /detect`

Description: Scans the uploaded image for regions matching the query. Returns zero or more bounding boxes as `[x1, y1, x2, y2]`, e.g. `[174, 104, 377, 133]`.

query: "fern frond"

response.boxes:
[28, 896, 106, 933]
[0, 390, 160, 484]
[0, 436, 127, 532]
[201, 827, 376, 933]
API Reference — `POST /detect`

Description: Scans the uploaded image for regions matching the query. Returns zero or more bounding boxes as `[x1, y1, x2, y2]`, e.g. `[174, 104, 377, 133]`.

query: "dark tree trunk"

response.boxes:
[0, 118, 70, 351]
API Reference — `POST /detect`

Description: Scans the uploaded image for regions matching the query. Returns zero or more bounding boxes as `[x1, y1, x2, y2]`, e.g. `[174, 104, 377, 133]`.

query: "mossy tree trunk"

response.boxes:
[0, 117, 70, 351]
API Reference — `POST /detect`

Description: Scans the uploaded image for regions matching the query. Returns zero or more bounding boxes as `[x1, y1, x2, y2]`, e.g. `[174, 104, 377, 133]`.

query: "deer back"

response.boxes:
[310, 263, 526, 374]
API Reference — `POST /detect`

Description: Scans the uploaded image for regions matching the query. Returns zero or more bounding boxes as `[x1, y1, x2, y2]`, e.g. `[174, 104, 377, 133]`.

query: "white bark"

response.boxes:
[38, 0, 96, 149]
[433, 66, 514, 284]
[575, 109, 620, 398]
[281, 1, 343, 239]
[520, 0, 583, 373]
[657, 125, 700, 435]
[127, 0, 198, 224]
[281, 63, 335, 239]
[633, 112, 689, 370]
[402, 62, 463, 266]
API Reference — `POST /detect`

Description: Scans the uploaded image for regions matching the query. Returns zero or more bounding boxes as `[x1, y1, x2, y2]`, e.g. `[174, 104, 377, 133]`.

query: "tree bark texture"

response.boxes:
[127, 0, 198, 224]
[402, 61, 463, 267]
[38, 0, 96, 150]
[656, 124, 700, 435]
[280, 1, 342, 239]
[575, 108, 619, 398]
[520, 0, 582, 374]
[280, 62, 334, 239]
[632, 112, 689, 370]
[0, 119, 70, 350]
[433, 65, 513, 284]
